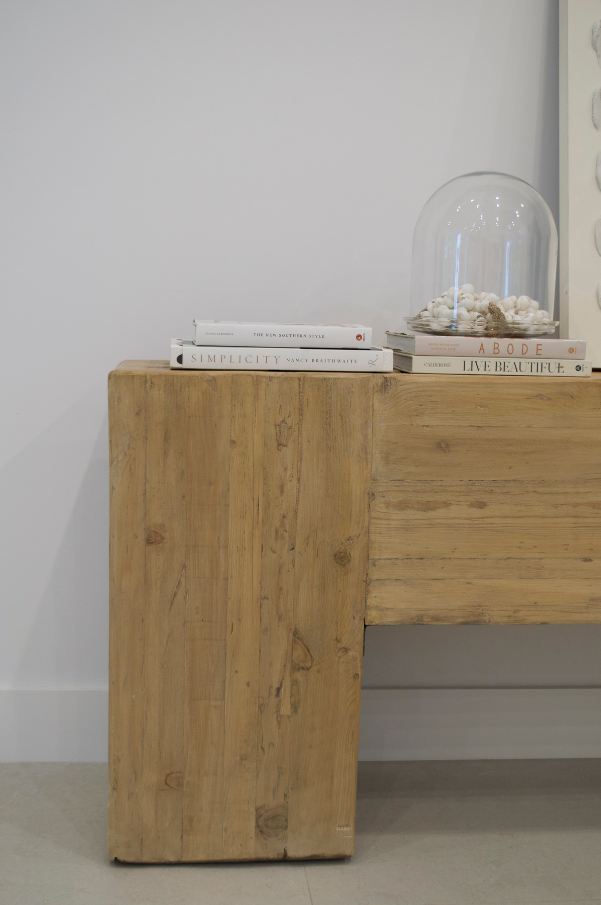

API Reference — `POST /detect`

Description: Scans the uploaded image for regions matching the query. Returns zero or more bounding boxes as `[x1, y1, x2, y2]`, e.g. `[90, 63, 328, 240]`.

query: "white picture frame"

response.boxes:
[560, 0, 601, 366]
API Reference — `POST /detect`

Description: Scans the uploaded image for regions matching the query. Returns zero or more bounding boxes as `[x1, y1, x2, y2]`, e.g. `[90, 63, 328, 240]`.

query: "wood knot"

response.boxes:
[202, 374, 218, 392]
[146, 528, 166, 546]
[334, 549, 351, 567]
[256, 805, 288, 838]
[469, 501, 487, 509]
[292, 633, 313, 670]
[165, 772, 183, 790]
[276, 419, 292, 450]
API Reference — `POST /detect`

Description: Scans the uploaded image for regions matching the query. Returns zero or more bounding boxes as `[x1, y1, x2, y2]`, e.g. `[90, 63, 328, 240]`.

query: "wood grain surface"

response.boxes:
[109, 364, 601, 862]
[108, 365, 371, 862]
[367, 373, 601, 625]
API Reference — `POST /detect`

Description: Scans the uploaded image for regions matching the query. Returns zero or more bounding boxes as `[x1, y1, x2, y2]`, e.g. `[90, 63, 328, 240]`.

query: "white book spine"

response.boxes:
[387, 334, 586, 359]
[393, 353, 592, 376]
[172, 341, 393, 372]
[193, 321, 372, 348]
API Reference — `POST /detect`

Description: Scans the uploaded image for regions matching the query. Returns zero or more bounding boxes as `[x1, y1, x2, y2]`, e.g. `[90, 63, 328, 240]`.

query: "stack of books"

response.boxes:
[385, 332, 591, 377]
[171, 321, 393, 372]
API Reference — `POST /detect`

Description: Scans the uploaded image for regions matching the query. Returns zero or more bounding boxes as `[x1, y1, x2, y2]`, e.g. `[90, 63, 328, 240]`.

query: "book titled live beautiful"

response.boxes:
[194, 320, 372, 348]
[386, 331, 586, 359]
[393, 351, 592, 377]
[171, 340, 393, 372]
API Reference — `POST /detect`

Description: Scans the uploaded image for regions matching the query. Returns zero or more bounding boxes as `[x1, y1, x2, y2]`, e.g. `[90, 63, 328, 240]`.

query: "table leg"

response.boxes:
[108, 371, 371, 861]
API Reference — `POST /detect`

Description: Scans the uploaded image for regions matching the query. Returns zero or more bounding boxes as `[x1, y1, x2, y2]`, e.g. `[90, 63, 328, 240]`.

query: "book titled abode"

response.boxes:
[386, 331, 586, 359]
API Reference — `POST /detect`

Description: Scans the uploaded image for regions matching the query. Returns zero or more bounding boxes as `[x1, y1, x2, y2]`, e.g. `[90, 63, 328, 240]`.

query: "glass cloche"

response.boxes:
[407, 172, 558, 337]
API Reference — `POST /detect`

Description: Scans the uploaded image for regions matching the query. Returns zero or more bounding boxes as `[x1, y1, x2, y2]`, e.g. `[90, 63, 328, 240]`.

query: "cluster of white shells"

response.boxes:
[420, 284, 553, 331]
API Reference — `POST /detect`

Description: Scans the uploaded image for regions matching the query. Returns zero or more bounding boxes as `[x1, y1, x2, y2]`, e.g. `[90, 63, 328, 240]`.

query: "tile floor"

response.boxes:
[0, 760, 600, 905]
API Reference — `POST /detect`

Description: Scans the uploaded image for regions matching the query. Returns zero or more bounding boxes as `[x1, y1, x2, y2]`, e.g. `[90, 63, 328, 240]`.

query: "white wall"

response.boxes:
[2, 0, 599, 762]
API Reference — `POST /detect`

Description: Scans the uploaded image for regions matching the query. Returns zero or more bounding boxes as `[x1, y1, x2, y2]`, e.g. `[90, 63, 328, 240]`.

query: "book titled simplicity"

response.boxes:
[172, 340, 393, 372]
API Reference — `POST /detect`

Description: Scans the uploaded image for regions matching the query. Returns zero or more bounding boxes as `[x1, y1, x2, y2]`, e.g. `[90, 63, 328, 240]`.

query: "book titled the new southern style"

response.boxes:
[172, 339, 393, 371]
[194, 320, 372, 348]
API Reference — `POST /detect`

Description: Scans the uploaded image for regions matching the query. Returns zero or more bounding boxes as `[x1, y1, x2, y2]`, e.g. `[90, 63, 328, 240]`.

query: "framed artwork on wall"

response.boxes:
[560, 0, 601, 366]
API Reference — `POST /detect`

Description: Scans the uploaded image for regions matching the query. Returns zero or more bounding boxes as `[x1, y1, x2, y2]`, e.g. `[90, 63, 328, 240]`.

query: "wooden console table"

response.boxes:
[108, 362, 601, 862]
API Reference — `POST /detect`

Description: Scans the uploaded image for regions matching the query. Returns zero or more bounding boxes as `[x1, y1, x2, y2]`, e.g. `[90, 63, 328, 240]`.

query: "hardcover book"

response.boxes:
[385, 331, 586, 359]
[393, 351, 591, 377]
[172, 340, 393, 372]
[193, 320, 372, 348]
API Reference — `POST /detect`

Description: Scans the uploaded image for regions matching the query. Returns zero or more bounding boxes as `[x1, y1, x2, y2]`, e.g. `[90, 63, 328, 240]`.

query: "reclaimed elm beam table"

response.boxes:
[108, 362, 601, 862]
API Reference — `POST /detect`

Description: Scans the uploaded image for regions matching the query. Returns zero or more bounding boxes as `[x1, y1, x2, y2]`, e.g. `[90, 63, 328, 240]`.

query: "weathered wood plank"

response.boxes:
[366, 578, 601, 625]
[182, 372, 231, 862]
[374, 425, 601, 483]
[108, 372, 147, 862]
[368, 557, 601, 581]
[139, 373, 187, 861]
[222, 375, 265, 859]
[374, 372, 601, 428]
[373, 374, 601, 482]
[370, 519, 601, 560]
[287, 376, 371, 859]
[254, 376, 299, 859]
[371, 481, 601, 521]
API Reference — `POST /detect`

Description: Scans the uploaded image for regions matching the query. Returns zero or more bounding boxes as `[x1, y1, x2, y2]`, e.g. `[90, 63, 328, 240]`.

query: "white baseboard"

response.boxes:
[0, 688, 108, 762]
[358, 688, 601, 760]
[1, 687, 600, 762]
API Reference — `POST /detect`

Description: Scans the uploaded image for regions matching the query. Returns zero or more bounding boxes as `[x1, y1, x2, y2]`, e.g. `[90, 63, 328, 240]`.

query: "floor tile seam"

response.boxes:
[418, 900, 601, 905]
[303, 864, 315, 905]
[294, 896, 601, 905]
